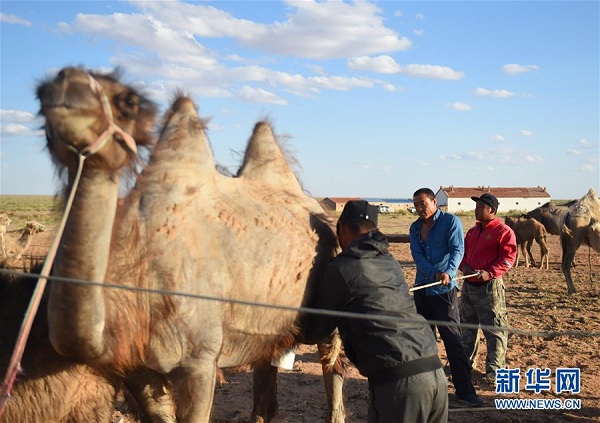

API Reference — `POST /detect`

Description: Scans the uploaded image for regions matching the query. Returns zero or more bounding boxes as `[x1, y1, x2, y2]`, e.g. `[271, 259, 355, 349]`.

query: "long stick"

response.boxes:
[409, 273, 480, 292]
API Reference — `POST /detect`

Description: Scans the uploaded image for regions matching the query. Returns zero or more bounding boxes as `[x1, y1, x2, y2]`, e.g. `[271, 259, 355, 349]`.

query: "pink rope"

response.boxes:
[0, 72, 137, 414]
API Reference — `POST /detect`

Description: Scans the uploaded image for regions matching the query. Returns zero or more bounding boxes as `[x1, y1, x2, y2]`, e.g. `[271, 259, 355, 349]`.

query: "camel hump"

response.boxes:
[155, 95, 216, 174]
[237, 121, 301, 190]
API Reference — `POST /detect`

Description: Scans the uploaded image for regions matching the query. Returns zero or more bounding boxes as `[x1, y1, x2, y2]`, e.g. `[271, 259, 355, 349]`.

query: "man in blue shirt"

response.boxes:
[410, 188, 483, 407]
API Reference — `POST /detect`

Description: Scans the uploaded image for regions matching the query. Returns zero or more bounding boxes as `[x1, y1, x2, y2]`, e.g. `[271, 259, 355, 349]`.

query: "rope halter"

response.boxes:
[57, 73, 138, 159]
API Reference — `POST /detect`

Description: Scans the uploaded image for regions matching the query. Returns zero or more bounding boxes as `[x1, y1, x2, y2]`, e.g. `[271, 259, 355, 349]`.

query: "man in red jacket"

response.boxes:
[459, 193, 517, 383]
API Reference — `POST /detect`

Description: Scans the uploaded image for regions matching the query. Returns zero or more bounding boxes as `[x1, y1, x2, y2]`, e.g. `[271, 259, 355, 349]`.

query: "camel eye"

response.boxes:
[124, 92, 138, 108]
[115, 92, 140, 118]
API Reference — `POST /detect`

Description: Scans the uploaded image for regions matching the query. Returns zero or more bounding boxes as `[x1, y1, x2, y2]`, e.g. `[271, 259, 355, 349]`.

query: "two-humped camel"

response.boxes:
[504, 216, 549, 269]
[36, 67, 343, 423]
[560, 188, 600, 293]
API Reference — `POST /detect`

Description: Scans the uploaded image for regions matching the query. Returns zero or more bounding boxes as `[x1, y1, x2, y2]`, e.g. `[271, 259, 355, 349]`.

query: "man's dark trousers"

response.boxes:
[413, 287, 476, 398]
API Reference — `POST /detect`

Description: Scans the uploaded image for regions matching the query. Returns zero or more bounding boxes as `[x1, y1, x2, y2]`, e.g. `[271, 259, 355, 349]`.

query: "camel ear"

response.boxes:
[237, 122, 302, 191]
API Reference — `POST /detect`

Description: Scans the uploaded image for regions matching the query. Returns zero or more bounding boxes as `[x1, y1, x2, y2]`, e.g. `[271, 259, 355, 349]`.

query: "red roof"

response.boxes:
[322, 197, 363, 204]
[438, 186, 551, 199]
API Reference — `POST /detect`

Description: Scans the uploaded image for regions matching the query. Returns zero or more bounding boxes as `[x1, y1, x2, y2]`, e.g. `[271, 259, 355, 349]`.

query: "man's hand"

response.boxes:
[461, 264, 476, 276]
[435, 272, 451, 286]
[478, 270, 492, 281]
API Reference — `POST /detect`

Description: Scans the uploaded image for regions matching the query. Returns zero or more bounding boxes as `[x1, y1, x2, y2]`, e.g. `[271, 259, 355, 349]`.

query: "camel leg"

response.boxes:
[320, 361, 345, 423]
[561, 237, 578, 294]
[526, 240, 536, 268]
[514, 247, 520, 268]
[251, 360, 279, 423]
[124, 367, 177, 423]
[318, 330, 345, 423]
[172, 361, 217, 423]
[539, 243, 549, 270]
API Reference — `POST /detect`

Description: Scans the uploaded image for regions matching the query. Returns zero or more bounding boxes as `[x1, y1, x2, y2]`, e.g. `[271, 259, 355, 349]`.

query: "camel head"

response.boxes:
[0, 212, 12, 230]
[36, 66, 157, 173]
[23, 221, 46, 235]
[504, 216, 517, 228]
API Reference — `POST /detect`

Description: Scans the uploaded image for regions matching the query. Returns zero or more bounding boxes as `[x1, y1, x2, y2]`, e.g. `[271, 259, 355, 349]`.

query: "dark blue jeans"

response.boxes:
[414, 287, 476, 398]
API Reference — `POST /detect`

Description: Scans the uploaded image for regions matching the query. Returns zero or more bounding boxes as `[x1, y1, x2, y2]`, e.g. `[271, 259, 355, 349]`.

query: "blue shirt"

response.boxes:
[409, 209, 464, 295]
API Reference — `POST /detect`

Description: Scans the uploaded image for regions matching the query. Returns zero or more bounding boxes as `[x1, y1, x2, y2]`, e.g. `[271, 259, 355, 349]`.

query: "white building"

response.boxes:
[435, 186, 552, 213]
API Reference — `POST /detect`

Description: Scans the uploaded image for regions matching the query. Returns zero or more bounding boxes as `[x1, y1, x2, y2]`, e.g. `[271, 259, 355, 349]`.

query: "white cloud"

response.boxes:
[524, 155, 544, 163]
[0, 110, 43, 137]
[348, 56, 464, 80]
[580, 164, 595, 173]
[394, 11, 403, 17]
[413, 29, 425, 36]
[520, 129, 533, 137]
[578, 138, 590, 147]
[475, 87, 516, 98]
[415, 13, 425, 20]
[490, 135, 506, 142]
[348, 55, 402, 74]
[448, 102, 472, 111]
[567, 149, 581, 155]
[57, 3, 418, 103]
[0, 13, 32, 26]
[238, 86, 288, 105]
[403, 64, 463, 80]
[467, 151, 485, 160]
[0, 124, 43, 137]
[135, 1, 412, 60]
[382, 83, 403, 92]
[502, 64, 540, 75]
[0, 109, 38, 123]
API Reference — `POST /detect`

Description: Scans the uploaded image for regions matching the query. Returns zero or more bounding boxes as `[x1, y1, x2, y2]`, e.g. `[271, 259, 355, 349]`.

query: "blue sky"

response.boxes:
[1, 1, 598, 200]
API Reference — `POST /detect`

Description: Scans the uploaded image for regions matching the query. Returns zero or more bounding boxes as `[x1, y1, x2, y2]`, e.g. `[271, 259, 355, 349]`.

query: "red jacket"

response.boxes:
[460, 218, 517, 282]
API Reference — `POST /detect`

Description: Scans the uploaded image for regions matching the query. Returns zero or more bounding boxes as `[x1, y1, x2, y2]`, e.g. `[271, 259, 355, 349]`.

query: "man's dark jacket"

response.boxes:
[305, 230, 442, 384]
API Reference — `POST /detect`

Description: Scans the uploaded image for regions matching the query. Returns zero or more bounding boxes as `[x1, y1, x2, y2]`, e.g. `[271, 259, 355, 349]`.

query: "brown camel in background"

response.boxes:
[0, 214, 11, 261]
[37, 66, 344, 423]
[1, 221, 46, 263]
[505, 216, 549, 269]
[526, 200, 575, 236]
[560, 188, 600, 293]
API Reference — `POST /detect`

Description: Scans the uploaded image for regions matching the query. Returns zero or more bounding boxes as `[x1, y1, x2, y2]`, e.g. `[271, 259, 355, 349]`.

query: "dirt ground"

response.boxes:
[3, 213, 599, 423]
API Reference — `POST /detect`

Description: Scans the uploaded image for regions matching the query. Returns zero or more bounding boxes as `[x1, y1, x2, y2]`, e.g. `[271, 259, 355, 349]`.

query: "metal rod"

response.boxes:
[409, 273, 481, 292]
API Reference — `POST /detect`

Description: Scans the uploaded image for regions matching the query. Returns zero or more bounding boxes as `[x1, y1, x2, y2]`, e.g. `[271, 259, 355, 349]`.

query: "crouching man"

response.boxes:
[304, 200, 448, 423]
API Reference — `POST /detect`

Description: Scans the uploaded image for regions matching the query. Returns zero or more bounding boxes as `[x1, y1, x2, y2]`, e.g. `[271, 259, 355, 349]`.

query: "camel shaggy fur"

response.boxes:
[505, 216, 549, 269]
[0, 265, 118, 423]
[0, 264, 177, 423]
[561, 188, 600, 293]
[37, 67, 343, 423]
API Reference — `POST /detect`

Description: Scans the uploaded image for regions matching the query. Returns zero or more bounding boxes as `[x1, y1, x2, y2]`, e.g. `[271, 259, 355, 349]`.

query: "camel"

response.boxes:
[0, 264, 118, 423]
[0, 263, 177, 423]
[560, 188, 600, 294]
[37, 66, 344, 423]
[2, 221, 46, 261]
[0, 213, 11, 260]
[505, 216, 549, 269]
[526, 200, 575, 236]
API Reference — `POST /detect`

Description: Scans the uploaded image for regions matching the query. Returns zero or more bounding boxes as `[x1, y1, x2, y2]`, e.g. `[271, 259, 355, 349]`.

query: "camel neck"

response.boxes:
[48, 166, 119, 361]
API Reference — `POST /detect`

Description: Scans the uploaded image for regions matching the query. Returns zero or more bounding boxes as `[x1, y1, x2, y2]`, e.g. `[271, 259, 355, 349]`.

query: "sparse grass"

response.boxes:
[0, 195, 62, 229]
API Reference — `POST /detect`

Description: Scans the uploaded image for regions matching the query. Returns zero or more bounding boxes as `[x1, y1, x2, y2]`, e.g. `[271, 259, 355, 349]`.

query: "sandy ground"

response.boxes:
[3, 214, 599, 423]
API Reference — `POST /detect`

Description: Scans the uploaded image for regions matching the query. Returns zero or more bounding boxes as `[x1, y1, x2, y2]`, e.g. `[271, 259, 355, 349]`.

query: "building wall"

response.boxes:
[444, 197, 551, 213]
